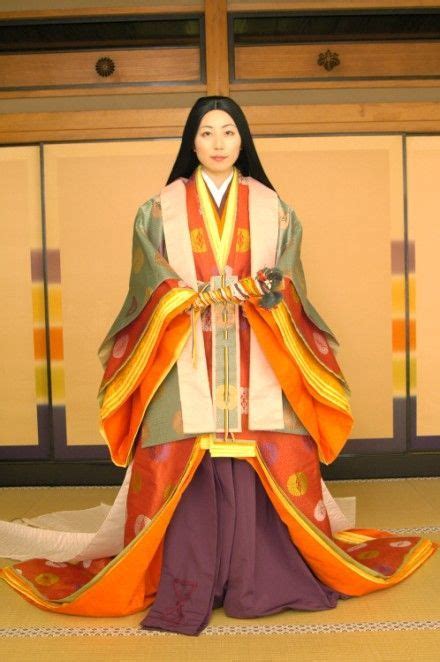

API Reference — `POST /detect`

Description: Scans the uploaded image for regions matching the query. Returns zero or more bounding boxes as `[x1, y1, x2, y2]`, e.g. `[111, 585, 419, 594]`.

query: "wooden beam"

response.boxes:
[2, 101, 440, 144]
[228, 1, 440, 9]
[230, 79, 440, 90]
[204, 0, 229, 96]
[0, 1, 437, 21]
[0, 3, 203, 20]
[0, 84, 205, 100]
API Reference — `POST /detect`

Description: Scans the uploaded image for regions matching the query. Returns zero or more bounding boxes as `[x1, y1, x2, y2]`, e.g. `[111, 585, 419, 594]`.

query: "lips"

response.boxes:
[211, 156, 227, 161]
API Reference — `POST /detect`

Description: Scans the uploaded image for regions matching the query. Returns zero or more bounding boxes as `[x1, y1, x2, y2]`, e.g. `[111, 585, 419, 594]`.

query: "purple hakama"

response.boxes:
[141, 453, 340, 636]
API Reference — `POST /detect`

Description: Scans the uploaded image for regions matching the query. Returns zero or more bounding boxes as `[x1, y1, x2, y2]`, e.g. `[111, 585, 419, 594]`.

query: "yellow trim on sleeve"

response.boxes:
[101, 288, 195, 418]
[99, 326, 193, 467]
[334, 531, 376, 544]
[272, 302, 352, 414]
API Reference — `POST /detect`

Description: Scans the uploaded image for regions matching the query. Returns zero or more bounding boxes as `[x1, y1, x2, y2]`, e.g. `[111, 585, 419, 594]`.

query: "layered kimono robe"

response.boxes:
[1, 166, 435, 631]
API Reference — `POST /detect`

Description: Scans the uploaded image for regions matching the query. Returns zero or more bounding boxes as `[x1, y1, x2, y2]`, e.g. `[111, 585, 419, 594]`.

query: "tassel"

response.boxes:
[259, 290, 283, 309]
[257, 267, 284, 309]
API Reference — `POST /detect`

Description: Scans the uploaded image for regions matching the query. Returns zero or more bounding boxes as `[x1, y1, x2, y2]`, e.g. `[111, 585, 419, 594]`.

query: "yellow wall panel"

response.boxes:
[44, 140, 181, 446]
[256, 136, 402, 439]
[407, 137, 440, 436]
[0, 147, 41, 445]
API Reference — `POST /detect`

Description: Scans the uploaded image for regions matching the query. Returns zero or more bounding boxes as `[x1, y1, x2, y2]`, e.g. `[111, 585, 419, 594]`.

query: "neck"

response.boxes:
[201, 166, 233, 188]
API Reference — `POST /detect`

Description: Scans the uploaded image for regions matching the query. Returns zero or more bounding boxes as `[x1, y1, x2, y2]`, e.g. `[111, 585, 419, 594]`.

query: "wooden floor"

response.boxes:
[0, 477, 439, 661]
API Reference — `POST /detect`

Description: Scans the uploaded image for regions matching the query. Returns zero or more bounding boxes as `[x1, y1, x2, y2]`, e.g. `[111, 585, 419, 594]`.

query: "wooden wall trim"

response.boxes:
[205, 0, 229, 96]
[229, 1, 440, 10]
[0, 3, 203, 20]
[231, 80, 440, 90]
[0, 107, 189, 143]
[2, 101, 440, 144]
[0, 84, 206, 100]
[0, 1, 437, 20]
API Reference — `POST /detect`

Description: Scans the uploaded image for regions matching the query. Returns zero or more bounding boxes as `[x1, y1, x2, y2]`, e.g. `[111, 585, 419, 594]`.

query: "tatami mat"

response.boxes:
[0, 478, 439, 661]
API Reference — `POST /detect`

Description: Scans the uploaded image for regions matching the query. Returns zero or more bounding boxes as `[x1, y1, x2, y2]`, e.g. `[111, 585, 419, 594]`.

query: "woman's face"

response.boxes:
[193, 109, 241, 182]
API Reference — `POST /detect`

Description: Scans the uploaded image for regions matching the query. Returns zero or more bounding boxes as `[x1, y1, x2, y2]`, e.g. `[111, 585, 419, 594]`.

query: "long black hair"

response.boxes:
[166, 96, 275, 191]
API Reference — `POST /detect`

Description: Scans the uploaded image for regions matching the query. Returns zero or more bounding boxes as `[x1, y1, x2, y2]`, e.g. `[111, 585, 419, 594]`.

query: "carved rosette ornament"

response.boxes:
[317, 49, 340, 72]
[95, 57, 116, 77]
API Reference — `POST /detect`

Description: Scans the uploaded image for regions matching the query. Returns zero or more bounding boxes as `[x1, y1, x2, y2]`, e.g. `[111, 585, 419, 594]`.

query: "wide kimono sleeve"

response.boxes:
[97, 196, 197, 467]
[243, 198, 354, 464]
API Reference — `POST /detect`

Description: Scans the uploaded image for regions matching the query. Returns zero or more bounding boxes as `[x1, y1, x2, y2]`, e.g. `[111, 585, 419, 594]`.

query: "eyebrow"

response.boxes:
[200, 123, 236, 129]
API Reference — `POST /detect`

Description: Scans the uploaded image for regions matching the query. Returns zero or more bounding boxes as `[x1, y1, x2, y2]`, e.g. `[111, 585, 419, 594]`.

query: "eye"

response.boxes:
[201, 130, 211, 137]
[225, 130, 236, 136]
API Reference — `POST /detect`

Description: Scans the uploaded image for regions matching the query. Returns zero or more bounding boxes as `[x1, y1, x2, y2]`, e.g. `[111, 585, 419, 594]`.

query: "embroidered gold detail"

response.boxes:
[190, 228, 207, 253]
[215, 383, 238, 410]
[358, 550, 380, 560]
[35, 573, 59, 587]
[236, 227, 250, 252]
[287, 471, 309, 496]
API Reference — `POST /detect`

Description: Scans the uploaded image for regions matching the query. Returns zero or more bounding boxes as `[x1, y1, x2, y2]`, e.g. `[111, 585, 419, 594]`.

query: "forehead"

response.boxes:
[198, 109, 236, 128]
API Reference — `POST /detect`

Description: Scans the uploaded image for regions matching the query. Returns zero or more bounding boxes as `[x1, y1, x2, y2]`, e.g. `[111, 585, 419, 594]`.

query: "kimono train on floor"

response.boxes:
[0, 166, 436, 636]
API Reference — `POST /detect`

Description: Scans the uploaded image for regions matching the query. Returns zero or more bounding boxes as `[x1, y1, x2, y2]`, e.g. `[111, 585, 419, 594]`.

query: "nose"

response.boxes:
[213, 133, 224, 150]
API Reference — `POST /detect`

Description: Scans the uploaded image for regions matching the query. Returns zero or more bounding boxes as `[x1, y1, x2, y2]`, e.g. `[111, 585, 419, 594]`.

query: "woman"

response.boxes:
[1, 96, 435, 636]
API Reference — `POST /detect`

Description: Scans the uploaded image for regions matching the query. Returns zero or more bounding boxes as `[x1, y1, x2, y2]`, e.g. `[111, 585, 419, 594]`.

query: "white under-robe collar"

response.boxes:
[200, 168, 233, 207]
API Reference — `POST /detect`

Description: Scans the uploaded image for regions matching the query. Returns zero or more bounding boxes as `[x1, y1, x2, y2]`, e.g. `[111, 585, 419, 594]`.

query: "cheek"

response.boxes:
[194, 138, 208, 155]
[233, 134, 242, 150]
